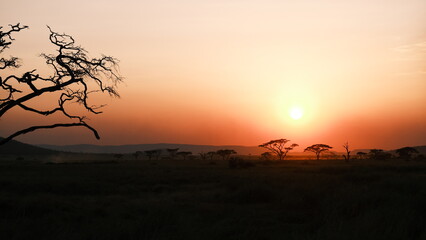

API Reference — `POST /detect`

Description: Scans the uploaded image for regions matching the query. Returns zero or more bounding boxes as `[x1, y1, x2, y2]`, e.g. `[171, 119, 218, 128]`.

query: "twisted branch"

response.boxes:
[0, 24, 122, 145]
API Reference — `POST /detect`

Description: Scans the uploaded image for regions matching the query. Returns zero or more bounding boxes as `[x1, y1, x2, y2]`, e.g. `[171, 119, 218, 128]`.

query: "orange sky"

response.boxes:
[1, 0, 426, 151]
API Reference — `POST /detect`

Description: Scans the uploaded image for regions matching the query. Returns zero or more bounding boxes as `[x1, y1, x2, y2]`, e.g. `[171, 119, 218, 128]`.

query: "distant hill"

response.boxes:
[0, 138, 57, 155]
[354, 146, 426, 155]
[39, 143, 266, 155]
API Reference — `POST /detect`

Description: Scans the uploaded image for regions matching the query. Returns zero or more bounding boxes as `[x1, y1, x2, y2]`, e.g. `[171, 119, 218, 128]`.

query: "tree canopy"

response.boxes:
[0, 24, 122, 145]
[259, 139, 298, 160]
[396, 147, 418, 160]
[304, 144, 333, 160]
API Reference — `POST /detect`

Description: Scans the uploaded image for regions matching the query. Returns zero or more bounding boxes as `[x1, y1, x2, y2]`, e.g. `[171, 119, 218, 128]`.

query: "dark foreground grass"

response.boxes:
[0, 159, 425, 240]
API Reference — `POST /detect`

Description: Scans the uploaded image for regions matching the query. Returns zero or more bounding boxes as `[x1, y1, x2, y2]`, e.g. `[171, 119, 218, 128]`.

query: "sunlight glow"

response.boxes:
[289, 107, 304, 120]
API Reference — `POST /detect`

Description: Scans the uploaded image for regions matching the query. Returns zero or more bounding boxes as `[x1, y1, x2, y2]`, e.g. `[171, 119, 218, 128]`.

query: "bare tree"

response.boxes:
[0, 24, 122, 145]
[259, 139, 298, 161]
[216, 149, 237, 161]
[304, 144, 333, 160]
[342, 141, 351, 162]
[1, 23, 28, 69]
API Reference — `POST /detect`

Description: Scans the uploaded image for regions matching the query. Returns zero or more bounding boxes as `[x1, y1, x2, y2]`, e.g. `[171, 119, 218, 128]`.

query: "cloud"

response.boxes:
[396, 70, 426, 76]
[391, 40, 426, 76]
[392, 40, 426, 54]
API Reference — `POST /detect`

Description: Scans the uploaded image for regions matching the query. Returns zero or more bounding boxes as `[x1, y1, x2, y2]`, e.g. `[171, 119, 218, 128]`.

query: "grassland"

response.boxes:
[0, 157, 425, 240]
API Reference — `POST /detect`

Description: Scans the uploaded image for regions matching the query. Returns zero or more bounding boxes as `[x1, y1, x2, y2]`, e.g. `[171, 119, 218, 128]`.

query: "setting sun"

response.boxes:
[289, 107, 304, 120]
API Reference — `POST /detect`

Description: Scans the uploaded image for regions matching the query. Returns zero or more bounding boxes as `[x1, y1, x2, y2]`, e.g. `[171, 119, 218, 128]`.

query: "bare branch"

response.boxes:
[0, 122, 100, 146]
[0, 24, 122, 145]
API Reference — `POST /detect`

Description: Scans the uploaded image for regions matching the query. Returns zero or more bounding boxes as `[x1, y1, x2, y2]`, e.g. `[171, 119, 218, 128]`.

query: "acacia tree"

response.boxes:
[0, 24, 122, 145]
[396, 147, 418, 160]
[356, 151, 367, 159]
[259, 139, 298, 160]
[304, 144, 333, 160]
[216, 149, 237, 161]
[207, 151, 216, 161]
[167, 148, 179, 159]
[368, 149, 392, 160]
[260, 152, 273, 161]
[144, 150, 161, 160]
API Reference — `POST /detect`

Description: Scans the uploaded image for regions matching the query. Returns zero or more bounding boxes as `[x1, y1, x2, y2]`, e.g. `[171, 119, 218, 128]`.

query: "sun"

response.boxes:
[289, 106, 303, 120]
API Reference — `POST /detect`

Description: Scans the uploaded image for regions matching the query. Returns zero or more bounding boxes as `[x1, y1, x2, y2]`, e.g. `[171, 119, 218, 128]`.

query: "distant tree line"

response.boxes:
[119, 140, 422, 163]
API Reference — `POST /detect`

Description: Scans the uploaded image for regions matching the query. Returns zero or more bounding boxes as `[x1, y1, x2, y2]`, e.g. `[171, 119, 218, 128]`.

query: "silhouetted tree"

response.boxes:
[0, 24, 122, 145]
[342, 141, 351, 162]
[132, 151, 143, 160]
[356, 151, 367, 159]
[153, 149, 162, 160]
[167, 148, 179, 159]
[144, 150, 158, 160]
[369, 149, 383, 158]
[207, 151, 216, 161]
[396, 147, 418, 160]
[304, 144, 333, 160]
[176, 151, 192, 160]
[260, 152, 273, 161]
[259, 139, 298, 160]
[113, 154, 124, 161]
[199, 152, 208, 160]
[216, 149, 237, 161]
[369, 149, 392, 160]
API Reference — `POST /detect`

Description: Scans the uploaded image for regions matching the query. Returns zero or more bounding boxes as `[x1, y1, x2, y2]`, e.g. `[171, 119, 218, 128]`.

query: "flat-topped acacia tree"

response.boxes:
[395, 147, 418, 160]
[259, 139, 299, 160]
[304, 144, 333, 160]
[0, 24, 122, 145]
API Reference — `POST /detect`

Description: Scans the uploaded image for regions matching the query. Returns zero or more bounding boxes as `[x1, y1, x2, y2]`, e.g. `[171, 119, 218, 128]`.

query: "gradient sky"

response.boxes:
[1, 0, 426, 150]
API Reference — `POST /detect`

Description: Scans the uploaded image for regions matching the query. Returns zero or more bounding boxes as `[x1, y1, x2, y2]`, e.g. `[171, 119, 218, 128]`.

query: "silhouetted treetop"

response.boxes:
[342, 141, 351, 162]
[0, 23, 28, 55]
[396, 147, 418, 160]
[0, 24, 122, 145]
[259, 139, 298, 160]
[304, 144, 333, 160]
[216, 149, 237, 160]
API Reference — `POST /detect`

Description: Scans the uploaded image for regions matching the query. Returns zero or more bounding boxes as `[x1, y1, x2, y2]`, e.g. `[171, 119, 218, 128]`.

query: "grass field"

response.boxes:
[0, 158, 425, 240]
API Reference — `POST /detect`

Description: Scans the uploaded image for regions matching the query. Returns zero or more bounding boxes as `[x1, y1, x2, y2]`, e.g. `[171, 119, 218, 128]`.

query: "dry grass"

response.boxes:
[0, 157, 425, 240]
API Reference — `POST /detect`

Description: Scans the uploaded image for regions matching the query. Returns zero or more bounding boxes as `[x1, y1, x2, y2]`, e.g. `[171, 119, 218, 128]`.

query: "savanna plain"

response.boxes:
[0, 156, 425, 240]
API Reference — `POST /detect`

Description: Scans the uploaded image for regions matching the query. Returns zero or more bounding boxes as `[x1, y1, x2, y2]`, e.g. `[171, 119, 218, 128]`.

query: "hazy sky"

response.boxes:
[1, 0, 426, 150]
